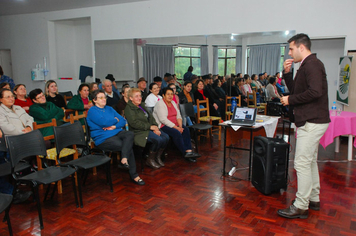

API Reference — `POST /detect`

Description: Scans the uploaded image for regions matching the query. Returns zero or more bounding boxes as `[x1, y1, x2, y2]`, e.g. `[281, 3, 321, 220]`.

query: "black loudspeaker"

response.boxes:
[252, 136, 289, 195]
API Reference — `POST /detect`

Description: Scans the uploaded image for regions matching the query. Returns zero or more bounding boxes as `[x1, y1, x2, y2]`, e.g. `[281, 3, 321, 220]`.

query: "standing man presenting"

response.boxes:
[277, 33, 330, 219]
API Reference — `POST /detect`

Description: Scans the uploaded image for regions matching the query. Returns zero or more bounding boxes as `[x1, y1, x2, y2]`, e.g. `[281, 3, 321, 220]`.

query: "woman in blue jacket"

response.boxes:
[86, 89, 145, 185]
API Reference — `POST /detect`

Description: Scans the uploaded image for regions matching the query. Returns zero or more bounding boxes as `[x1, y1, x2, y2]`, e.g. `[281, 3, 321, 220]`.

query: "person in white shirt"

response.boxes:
[145, 83, 162, 108]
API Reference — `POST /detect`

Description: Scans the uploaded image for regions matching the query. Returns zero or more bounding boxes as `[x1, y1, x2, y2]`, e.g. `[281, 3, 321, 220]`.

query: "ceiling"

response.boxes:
[0, 0, 148, 16]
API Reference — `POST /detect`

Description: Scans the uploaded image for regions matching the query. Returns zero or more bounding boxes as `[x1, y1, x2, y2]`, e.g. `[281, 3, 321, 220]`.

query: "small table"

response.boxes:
[221, 116, 279, 179]
[320, 111, 356, 161]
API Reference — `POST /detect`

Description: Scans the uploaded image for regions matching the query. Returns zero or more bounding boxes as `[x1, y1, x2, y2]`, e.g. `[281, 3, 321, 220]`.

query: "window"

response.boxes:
[218, 48, 236, 76]
[174, 47, 201, 79]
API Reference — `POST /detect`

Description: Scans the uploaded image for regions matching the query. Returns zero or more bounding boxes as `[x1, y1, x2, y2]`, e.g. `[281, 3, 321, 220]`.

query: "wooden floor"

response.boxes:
[1, 124, 356, 236]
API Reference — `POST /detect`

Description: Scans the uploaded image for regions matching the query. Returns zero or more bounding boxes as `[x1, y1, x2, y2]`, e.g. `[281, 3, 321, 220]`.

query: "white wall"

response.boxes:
[311, 38, 345, 109]
[94, 39, 138, 82]
[0, 0, 355, 92]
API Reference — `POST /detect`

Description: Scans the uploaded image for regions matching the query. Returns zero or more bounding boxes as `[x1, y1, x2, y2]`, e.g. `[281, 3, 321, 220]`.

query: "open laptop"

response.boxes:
[231, 107, 257, 126]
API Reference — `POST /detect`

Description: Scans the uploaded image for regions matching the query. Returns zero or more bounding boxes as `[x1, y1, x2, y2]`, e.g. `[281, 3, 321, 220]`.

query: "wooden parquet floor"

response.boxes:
[1, 128, 356, 235]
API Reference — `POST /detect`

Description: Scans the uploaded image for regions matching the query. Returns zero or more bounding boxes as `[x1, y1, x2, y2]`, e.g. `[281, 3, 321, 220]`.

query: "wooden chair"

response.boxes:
[247, 91, 267, 115]
[33, 118, 76, 194]
[225, 95, 241, 120]
[62, 108, 76, 122]
[63, 95, 73, 104]
[196, 98, 222, 140]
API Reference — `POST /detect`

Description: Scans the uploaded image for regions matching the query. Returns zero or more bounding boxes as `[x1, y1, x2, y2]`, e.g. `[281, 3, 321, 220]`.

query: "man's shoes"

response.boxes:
[185, 157, 197, 163]
[291, 199, 320, 211]
[13, 190, 32, 204]
[132, 178, 145, 186]
[277, 205, 308, 219]
[118, 162, 129, 170]
[184, 152, 200, 158]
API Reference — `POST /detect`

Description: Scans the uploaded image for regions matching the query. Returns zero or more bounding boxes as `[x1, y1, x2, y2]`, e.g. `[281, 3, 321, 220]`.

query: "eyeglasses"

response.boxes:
[3, 95, 14, 99]
[36, 94, 45, 100]
[96, 96, 107, 100]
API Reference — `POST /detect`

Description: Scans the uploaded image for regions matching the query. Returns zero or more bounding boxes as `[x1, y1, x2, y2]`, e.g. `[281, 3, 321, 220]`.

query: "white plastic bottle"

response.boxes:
[331, 101, 337, 116]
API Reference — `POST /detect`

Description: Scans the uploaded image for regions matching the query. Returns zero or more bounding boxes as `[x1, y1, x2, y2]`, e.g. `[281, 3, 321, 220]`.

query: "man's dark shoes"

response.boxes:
[13, 189, 32, 204]
[277, 205, 308, 219]
[118, 162, 129, 170]
[132, 178, 145, 186]
[184, 152, 197, 162]
[291, 199, 320, 211]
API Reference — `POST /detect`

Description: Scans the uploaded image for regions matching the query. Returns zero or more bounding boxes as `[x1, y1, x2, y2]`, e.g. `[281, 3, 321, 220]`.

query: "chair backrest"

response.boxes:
[63, 95, 73, 104]
[53, 121, 87, 156]
[196, 98, 210, 119]
[247, 91, 257, 107]
[179, 103, 195, 126]
[225, 95, 241, 113]
[6, 130, 47, 169]
[32, 118, 57, 141]
[59, 91, 73, 97]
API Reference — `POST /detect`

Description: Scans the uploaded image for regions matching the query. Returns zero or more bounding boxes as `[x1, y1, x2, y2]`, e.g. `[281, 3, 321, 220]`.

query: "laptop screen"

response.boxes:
[233, 107, 256, 122]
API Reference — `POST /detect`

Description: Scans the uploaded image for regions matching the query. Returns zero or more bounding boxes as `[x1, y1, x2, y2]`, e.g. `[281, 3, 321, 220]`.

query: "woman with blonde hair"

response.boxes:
[45, 80, 66, 108]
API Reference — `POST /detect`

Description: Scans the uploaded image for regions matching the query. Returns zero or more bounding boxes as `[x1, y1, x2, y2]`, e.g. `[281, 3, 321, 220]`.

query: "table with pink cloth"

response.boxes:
[319, 111, 356, 160]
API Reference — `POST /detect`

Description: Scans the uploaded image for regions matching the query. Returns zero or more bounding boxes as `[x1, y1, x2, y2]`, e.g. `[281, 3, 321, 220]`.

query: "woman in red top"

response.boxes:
[153, 87, 200, 162]
[13, 84, 33, 113]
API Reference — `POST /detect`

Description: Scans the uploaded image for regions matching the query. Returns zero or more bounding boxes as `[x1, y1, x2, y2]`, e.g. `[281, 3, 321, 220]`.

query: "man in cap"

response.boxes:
[137, 77, 148, 101]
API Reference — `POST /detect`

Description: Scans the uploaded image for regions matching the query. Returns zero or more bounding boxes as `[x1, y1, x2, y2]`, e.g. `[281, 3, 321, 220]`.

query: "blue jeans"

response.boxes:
[147, 130, 169, 152]
[161, 125, 192, 154]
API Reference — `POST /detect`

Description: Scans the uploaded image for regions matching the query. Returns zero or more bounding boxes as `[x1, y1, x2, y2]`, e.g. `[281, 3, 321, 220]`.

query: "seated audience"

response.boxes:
[153, 87, 200, 163]
[14, 84, 33, 113]
[266, 77, 282, 102]
[45, 80, 66, 108]
[168, 83, 179, 106]
[137, 77, 148, 101]
[145, 82, 162, 108]
[86, 90, 145, 185]
[125, 88, 169, 169]
[179, 81, 195, 105]
[0, 66, 15, 90]
[0, 82, 10, 90]
[102, 79, 120, 107]
[243, 74, 253, 95]
[29, 88, 65, 137]
[194, 79, 220, 117]
[89, 82, 99, 100]
[0, 88, 33, 135]
[67, 83, 93, 122]
[99, 74, 120, 95]
[114, 84, 131, 116]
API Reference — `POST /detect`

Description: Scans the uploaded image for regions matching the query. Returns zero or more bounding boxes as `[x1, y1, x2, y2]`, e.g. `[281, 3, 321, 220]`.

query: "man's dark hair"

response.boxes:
[153, 76, 162, 82]
[29, 88, 43, 101]
[251, 74, 257, 80]
[243, 74, 250, 80]
[0, 66, 3, 76]
[164, 73, 172, 78]
[269, 77, 276, 84]
[188, 66, 193, 72]
[288, 33, 311, 50]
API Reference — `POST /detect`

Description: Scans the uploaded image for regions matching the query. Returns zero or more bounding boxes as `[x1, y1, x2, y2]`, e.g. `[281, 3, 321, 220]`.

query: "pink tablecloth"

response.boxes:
[320, 111, 356, 149]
